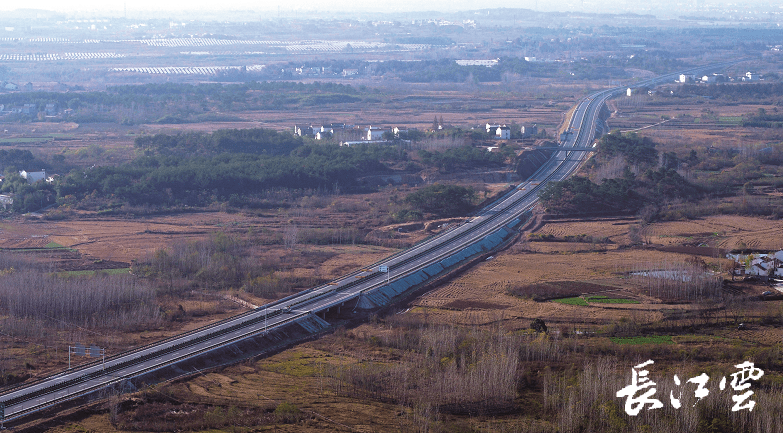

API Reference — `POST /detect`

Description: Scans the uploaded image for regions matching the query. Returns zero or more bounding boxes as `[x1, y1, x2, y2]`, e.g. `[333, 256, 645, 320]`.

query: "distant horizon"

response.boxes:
[1, 0, 775, 16]
[7, 1, 542, 14]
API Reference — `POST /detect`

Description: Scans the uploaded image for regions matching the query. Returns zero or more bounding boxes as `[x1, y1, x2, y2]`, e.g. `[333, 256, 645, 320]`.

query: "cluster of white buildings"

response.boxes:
[484, 123, 538, 140]
[486, 123, 512, 139]
[729, 250, 783, 279]
[294, 123, 414, 145]
[677, 71, 760, 84]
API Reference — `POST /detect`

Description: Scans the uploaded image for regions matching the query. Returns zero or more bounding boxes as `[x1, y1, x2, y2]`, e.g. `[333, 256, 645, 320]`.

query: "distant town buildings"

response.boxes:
[673, 71, 763, 85]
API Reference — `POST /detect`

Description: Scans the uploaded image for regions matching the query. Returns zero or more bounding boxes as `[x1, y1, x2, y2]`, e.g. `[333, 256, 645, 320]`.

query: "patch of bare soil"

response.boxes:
[441, 299, 511, 310]
[647, 215, 783, 251]
[508, 280, 627, 301]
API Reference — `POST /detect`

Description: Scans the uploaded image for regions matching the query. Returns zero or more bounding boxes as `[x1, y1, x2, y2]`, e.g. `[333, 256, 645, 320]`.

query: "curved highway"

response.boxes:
[0, 62, 733, 422]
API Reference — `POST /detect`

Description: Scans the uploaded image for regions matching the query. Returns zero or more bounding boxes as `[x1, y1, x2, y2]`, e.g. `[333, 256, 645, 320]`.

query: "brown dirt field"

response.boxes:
[535, 218, 636, 245]
[6, 213, 246, 262]
[521, 215, 783, 253]
[607, 99, 783, 149]
[525, 241, 617, 253]
[134, 94, 566, 135]
[408, 248, 709, 329]
[647, 215, 783, 251]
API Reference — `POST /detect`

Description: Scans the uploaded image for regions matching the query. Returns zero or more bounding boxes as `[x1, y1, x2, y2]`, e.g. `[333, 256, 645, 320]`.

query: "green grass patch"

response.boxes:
[552, 297, 588, 306]
[57, 268, 130, 277]
[44, 241, 64, 249]
[0, 138, 48, 144]
[586, 296, 640, 304]
[259, 351, 320, 377]
[552, 296, 640, 305]
[718, 116, 743, 123]
[671, 334, 729, 344]
[611, 335, 674, 345]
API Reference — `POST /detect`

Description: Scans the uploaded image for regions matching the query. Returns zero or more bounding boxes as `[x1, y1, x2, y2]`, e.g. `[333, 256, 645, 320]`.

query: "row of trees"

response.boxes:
[0, 253, 160, 332]
[594, 130, 659, 166]
[53, 135, 406, 208]
[674, 82, 783, 102]
[540, 131, 701, 215]
[133, 232, 327, 298]
[0, 124, 521, 213]
[0, 80, 368, 124]
[417, 146, 507, 173]
[539, 168, 698, 215]
[0, 123, 522, 214]
[134, 128, 304, 157]
[328, 323, 519, 415]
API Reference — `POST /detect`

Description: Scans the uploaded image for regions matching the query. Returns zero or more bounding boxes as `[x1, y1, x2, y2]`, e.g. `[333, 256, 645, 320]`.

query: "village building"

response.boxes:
[365, 126, 390, 141]
[20, 170, 46, 184]
[495, 126, 511, 140]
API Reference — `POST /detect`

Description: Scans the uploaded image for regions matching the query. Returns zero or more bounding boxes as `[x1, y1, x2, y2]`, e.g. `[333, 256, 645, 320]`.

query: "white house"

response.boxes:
[743, 72, 759, 82]
[521, 124, 538, 137]
[0, 194, 12, 209]
[365, 126, 389, 141]
[495, 126, 511, 140]
[486, 123, 502, 133]
[293, 124, 311, 137]
[678, 74, 695, 83]
[20, 170, 46, 184]
[393, 127, 409, 137]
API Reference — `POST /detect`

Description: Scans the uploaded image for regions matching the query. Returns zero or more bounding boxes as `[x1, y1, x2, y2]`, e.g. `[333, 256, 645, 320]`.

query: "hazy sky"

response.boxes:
[3, 1, 537, 13]
[1, 0, 772, 16]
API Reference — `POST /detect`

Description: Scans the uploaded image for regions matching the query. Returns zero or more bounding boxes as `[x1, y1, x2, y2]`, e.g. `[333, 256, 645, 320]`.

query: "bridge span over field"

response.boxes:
[0, 63, 732, 425]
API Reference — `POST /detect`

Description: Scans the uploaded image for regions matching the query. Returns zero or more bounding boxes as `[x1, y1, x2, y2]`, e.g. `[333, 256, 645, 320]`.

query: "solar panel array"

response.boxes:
[110, 66, 242, 75]
[0, 52, 125, 61]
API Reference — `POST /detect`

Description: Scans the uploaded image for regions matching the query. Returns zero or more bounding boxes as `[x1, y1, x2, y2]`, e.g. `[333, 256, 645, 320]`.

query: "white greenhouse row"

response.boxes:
[0, 52, 125, 61]
[111, 66, 241, 75]
[110, 64, 265, 74]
